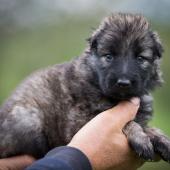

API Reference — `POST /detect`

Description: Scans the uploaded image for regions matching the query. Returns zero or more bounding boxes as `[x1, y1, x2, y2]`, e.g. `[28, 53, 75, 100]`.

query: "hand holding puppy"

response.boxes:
[68, 98, 144, 170]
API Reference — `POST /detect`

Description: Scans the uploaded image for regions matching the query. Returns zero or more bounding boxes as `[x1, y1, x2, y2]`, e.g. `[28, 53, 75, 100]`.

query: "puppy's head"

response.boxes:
[87, 13, 163, 99]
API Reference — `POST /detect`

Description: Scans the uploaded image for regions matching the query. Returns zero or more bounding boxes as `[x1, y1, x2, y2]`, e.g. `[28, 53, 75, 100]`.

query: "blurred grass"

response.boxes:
[0, 17, 170, 170]
[0, 17, 99, 102]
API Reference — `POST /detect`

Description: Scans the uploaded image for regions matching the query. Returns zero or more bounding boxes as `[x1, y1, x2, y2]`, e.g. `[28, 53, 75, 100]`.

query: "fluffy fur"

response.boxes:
[0, 13, 170, 162]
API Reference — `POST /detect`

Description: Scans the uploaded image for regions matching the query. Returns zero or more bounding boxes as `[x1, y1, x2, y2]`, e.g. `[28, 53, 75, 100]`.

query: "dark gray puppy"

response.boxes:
[0, 13, 170, 162]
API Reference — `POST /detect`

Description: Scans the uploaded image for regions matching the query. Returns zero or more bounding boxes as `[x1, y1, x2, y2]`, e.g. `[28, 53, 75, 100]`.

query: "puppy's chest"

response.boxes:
[60, 94, 152, 143]
[63, 98, 117, 141]
[71, 97, 117, 116]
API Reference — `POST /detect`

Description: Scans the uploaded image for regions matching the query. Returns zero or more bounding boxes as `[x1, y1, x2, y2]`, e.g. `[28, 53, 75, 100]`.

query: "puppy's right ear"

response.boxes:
[87, 17, 108, 52]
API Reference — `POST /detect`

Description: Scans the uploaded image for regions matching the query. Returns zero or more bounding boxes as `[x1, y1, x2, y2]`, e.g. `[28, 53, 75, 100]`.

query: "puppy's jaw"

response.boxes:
[101, 87, 142, 100]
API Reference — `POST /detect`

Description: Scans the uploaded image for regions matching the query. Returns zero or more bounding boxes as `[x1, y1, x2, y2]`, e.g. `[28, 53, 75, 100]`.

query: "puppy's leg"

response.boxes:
[145, 128, 170, 162]
[123, 121, 154, 160]
[0, 106, 48, 158]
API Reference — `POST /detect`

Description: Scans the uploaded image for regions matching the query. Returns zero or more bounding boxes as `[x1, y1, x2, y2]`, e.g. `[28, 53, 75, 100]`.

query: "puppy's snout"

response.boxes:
[116, 78, 131, 88]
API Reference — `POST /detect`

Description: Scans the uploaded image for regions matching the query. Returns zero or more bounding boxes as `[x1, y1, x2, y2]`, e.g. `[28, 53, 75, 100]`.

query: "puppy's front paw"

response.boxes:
[123, 121, 154, 161]
[155, 136, 170, 162]
[146, 128, 170, 162]
[129, 133, 154, 161]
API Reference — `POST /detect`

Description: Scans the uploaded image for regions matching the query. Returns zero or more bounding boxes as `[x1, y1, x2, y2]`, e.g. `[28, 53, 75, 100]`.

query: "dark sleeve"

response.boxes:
[26, 146, 92, 170]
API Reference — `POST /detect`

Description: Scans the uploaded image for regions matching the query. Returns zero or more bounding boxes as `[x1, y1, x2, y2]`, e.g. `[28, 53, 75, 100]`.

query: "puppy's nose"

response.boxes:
[116, 78, 131, 88]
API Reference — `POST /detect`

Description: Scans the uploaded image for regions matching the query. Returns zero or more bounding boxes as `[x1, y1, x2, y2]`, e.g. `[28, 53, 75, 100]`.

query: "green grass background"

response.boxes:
[0, 16, 170, 170]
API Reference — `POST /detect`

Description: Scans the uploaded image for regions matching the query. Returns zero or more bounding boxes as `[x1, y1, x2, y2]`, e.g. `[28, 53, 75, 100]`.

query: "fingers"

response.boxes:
[105, 97, 140, 129]
[0, 155, 35, 170]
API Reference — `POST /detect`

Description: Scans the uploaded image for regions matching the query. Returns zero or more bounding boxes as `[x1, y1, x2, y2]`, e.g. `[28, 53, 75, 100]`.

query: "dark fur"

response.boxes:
[0, 13, 170, 162]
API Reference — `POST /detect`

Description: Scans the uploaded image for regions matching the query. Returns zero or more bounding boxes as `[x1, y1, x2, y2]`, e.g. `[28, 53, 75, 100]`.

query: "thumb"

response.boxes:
[107, 97, 140, 129]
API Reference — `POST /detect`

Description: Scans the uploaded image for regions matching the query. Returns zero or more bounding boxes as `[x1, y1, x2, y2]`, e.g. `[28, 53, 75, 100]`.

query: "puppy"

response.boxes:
[0, 13, 170, 162]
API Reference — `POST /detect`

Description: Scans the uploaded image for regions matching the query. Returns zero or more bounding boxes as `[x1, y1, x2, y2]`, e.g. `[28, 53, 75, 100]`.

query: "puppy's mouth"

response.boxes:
[112, 92, 137, 100]
[102, 87, 141, 100]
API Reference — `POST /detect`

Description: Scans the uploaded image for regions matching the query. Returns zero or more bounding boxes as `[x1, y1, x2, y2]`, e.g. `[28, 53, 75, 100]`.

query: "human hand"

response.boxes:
[68, 98, 143, 170]
[0, 155, 35, 170]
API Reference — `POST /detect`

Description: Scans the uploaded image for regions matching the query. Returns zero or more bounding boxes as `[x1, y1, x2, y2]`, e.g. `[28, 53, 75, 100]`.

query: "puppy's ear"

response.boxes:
[87, 22, 106, 52]
[87, 35, 98, 51]
[151, 31, 164, 58]
[149, 31, 164, 88]
[87, 16, 110, 52]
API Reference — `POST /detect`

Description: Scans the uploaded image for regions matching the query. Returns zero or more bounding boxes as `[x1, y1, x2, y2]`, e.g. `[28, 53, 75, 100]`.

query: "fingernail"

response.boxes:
[130, 97, 140, 106]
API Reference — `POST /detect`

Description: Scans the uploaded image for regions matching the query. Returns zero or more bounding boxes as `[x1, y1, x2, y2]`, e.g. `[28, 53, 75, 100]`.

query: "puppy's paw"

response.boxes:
[153, 135, 170, 162]
[123, 121, 154, 161]
[146, 128, 170, 163]
[129, 133, 154, 161]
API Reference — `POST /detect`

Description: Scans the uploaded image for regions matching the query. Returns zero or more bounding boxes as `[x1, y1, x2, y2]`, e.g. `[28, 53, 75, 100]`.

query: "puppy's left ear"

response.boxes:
[151, 31, 164, 58]
[87, 35, 98, 51]
[149, 31, 164, 88]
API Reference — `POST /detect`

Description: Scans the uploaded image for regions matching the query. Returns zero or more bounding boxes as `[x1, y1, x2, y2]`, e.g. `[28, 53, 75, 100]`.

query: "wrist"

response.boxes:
[46, 146, 92, 170]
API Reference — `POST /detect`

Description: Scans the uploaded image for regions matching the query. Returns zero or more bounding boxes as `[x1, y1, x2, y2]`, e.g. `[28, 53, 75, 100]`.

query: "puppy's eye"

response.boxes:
[137, 56, 147, 63]
[104, 54, 113, 62]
